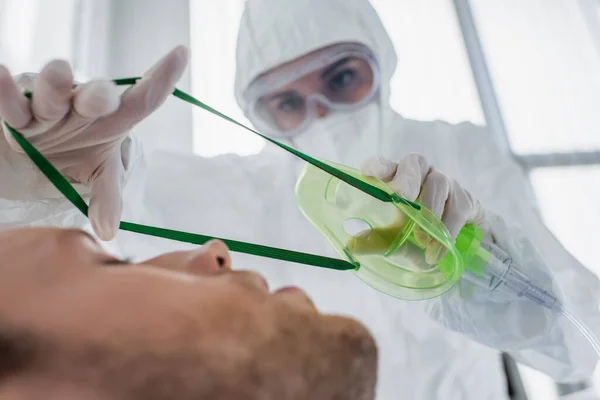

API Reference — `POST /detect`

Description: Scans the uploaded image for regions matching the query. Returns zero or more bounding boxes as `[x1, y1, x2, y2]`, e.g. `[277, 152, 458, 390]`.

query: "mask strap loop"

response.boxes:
[5, 78, 419, 271]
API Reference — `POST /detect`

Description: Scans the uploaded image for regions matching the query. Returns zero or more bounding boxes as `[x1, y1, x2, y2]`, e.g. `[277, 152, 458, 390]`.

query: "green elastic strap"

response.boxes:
[6, 123, 355, 271]
[114, 78, 419, 209]
[7, 78, 418, 271]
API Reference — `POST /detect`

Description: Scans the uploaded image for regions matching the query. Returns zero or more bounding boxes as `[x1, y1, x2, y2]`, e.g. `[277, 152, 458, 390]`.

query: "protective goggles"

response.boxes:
[244, 43, 380, 138]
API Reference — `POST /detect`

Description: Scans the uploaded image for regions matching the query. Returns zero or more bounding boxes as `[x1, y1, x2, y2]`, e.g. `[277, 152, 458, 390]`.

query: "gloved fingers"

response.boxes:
[40, 128, 106, 155]
[425, 179, 466, 264]
[73, 80, 120, 119]
[440, 192, 470, 241]
[413, 171, 451, 247]
[31, 112, 93, 153]
[30, 80, 122, 153]
[98, 45, 189, 136]
[390, 154, 432, 247]
[413, 226, 432, 249]
[30, 60, 74, 130]
[420, 170, 451, 218]
[388, 153, 431, 201]
[442, 181, 488, 238]
[362, 155, 428, 246]
[360, 155, 397, 181]
[88, 151, 124, 241]
[425, 240, 448, 265]
[363, 154, 431, 247]
[468, 198, 487, 229]
[125, 45, 188, 117]
[0, 65, 32, 130]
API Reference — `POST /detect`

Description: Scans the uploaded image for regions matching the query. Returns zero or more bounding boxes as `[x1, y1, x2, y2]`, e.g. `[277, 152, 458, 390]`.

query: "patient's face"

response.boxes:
[0, 228, 377, 400]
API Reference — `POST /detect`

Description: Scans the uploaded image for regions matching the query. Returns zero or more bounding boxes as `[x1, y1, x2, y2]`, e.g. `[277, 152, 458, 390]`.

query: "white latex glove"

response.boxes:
[362, 154, 579, 368]
[361, 154, 488, 263]
[0, 46, 188, 240]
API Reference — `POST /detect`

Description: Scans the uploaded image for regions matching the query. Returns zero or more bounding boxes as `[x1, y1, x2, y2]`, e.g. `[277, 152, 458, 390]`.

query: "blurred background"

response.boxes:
[0, 0, 599, 398]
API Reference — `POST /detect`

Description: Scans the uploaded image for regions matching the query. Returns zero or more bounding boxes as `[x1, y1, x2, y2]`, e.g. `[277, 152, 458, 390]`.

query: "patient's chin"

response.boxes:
[297, 316, 378, 399]
[222, 315, 378, 399]
[334, 321, 378, 399]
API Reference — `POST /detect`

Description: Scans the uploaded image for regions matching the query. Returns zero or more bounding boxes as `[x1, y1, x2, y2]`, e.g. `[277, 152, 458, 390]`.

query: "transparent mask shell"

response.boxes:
[295, 162, 465, 300]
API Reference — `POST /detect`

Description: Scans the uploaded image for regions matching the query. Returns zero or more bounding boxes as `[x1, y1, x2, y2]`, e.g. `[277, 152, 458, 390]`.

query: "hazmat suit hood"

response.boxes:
[234, 0, 399, 166]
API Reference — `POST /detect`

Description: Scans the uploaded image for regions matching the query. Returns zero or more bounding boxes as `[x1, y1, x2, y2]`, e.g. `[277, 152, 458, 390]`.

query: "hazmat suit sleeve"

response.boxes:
[423, 122, 600, 383]
[0, 126, 143, 232]
[0, 72, 144, 231]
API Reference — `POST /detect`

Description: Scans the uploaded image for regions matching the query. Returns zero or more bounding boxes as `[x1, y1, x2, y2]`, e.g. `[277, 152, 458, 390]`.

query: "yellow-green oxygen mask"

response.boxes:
[296, 162, 489, 300]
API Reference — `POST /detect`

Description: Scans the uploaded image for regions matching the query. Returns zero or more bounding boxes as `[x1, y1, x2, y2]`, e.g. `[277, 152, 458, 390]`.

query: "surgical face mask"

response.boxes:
[290, 101, 381, 167]
[245, 43, 380, 139]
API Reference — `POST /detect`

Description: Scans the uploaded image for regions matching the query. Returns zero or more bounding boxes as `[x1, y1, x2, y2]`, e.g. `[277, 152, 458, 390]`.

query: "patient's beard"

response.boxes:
[27, 314, 378, 400]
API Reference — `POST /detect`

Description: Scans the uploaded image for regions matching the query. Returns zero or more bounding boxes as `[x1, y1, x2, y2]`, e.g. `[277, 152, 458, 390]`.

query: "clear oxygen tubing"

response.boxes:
[461, 239, 600, 357]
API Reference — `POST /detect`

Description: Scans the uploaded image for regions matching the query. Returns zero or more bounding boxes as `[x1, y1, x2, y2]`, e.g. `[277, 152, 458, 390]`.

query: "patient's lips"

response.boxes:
[275, 286, 302, 294]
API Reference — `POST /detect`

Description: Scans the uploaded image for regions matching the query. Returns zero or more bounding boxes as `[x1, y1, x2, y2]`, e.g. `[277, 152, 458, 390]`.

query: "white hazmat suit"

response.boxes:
[1, 0, 599, 399]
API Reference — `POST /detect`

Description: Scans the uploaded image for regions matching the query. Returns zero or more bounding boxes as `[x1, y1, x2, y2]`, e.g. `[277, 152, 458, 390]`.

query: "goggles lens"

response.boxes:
[246, 46, 379, 137]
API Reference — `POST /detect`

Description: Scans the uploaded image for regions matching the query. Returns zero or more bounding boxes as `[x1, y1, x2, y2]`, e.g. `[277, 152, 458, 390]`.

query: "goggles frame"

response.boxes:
[245, 43, 380, 138]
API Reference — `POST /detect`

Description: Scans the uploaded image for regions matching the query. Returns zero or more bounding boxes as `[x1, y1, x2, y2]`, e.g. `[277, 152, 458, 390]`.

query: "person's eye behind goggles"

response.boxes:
[245, 44, 381, 138]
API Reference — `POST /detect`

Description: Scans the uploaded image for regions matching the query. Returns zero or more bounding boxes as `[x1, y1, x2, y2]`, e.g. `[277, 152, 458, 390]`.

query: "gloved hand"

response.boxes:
[362, 154, 568, 359]
[0, 45, 188, 240]
[361, 154, 488, 263]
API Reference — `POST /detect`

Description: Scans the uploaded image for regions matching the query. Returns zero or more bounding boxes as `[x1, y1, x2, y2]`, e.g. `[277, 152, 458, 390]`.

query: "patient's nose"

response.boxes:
[141, 240, 231, 276]
[186, 240, 231, 274]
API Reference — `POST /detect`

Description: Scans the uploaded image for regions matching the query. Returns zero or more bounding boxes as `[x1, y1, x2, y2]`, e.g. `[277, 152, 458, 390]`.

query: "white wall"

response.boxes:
[106, 0, 193, 156]
[189, 0, 263, 157]
[0, 0, 77, 73]
[471, 0, 600, 155]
